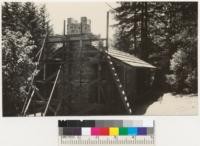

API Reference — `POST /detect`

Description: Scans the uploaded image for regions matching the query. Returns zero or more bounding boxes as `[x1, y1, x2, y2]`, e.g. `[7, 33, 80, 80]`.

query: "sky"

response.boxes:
[45, 2, 119, 38]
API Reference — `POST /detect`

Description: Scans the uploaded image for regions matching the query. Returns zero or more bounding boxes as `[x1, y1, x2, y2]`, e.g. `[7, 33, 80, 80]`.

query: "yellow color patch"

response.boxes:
[109, 127, 119, 136]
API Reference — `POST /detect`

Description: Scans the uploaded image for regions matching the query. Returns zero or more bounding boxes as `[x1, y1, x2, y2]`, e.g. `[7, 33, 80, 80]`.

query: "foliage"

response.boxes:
[167, 3, 197, 93]
[2, 2, 52, 55]
[2, 29, 35, 116]
[2, 2, 51, 116]
[113, 2, 197, 94]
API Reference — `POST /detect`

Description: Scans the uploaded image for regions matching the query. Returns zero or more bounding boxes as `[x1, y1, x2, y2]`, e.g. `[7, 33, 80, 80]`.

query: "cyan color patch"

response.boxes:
[128, 127, 137, 135]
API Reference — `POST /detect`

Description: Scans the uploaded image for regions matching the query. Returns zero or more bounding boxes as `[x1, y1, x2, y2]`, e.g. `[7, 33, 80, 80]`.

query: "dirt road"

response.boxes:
[144, 93, 198, 115]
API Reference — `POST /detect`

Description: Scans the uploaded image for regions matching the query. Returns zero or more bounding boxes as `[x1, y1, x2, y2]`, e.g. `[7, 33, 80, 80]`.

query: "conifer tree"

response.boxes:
[2, 2, 52, 116]
[113, 2, 197, 94]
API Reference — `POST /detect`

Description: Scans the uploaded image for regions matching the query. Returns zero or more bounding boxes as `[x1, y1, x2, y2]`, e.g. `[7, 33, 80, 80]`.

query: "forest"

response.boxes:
[2, 2, 198, 116]
[113, 2, 197, 94]
[2, 2, 53, 116]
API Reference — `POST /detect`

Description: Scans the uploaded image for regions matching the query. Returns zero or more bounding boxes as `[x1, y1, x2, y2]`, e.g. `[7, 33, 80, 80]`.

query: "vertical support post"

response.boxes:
[55, 20, 67, 116]
[123, 66, 127, 92]
[43, 24, 48, 81]
[43, 65, 46, 80]
[43, 24, 48, 104]
[106, 11, 109, 51]
[43, 66, 61, 116]
[63, 20, 66, 95]
[63, 20, 66, 61]
[23, 87, 36, 116]
[97, 65, 101, 103]
[79, 20, 83, 98]
[67, 33, 72, 105]
[64, 20, 66, 36]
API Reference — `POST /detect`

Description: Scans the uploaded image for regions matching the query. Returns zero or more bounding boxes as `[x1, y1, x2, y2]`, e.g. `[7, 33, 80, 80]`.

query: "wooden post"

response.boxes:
[64, 20, 66, 36]
[43, 25, 49, 81]
[43, 25, 48, 105]
[79, 20, 83, 98]
[23, 87, 36, 116]
[54, 20, 67, 116]
[123, 66, 127, 92]
[106, 11, 109, 51]
[97, 64, 101, 103]
[43, 66, 62, 116]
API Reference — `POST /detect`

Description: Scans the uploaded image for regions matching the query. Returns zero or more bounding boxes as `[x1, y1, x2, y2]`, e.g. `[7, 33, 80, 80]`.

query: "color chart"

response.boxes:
[58, 120, 155, 146]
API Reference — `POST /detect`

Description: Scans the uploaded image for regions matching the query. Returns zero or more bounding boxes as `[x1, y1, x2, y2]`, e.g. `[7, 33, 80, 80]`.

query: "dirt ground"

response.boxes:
[144, 93, 198, 115]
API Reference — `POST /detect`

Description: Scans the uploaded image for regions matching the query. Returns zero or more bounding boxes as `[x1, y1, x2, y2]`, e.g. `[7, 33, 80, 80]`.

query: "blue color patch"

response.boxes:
[128, 128, 137, 135]
[137, 128, 147, 135]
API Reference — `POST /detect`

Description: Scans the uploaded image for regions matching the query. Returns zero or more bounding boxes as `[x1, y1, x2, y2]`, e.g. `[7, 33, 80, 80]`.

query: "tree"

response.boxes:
[2, 29, 35, 116]
[2, 2, 52, 116]
[2, 2, 52, 56]
[166, 2, 197, 93]
[113, 2, 197, 94]
[113, 2, 156, 97]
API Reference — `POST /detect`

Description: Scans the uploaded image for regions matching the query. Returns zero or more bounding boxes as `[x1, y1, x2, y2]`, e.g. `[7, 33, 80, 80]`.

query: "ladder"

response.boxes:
[21, 33, 62, 116]
[103, 50, 133, 114]
[21, 33, 47, 115]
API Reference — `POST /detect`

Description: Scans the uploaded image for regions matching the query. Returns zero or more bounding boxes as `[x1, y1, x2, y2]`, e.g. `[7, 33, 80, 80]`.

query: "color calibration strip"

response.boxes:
[58, 120, 154, 146]
[59, 127, 153, 136]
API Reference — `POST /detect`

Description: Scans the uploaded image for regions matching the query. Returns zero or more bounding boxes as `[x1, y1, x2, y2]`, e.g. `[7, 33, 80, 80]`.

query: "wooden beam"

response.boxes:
[35, 89, 55, 113]
[47, 35, 106, 43]
[43, 66, 62, 116]
[23, 88, 36, 116]
[106, 11, 109, 51]
[35, 71, 57, 84]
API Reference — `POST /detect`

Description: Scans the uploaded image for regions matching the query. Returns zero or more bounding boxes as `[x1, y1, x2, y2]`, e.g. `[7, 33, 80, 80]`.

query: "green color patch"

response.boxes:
[119, 128, 128, 135]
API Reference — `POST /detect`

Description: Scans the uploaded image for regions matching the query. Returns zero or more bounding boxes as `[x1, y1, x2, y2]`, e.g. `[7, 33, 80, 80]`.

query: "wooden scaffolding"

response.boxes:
[21, 16, 155, 116]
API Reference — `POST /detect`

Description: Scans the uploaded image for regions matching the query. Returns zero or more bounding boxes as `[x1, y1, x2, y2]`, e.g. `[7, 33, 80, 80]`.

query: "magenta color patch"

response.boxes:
[91, 128, 100, 135]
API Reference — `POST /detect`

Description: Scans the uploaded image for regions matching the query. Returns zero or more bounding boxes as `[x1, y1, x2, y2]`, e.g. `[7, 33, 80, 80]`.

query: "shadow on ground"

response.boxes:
[133, 90, 164, 115]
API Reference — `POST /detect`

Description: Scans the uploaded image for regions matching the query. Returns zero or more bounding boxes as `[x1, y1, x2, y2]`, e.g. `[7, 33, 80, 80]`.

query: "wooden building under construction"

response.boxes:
[22, 17, 156, 116]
